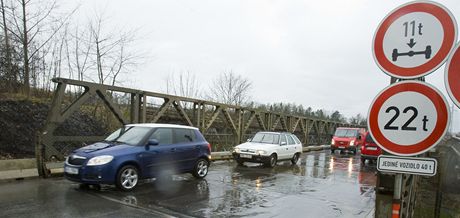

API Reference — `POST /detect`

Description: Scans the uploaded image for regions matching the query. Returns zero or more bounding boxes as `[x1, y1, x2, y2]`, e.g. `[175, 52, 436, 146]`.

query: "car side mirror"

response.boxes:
[281, 142, 287, 146]
[147, 139, 159, 146]
[358, 135, 362, 140]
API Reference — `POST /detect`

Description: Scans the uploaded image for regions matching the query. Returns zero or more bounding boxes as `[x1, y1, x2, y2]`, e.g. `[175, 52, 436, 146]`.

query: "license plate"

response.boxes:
[339, 146, 345, 149]
[366, 147, 377, 151]
[240, 154, 252, 159]
[65, 166, 78, 175]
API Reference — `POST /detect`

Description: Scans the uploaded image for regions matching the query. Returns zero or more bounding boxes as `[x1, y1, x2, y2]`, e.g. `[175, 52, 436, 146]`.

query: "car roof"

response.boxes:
[256, 131, 290, 134]
[126, 123, 198, 130]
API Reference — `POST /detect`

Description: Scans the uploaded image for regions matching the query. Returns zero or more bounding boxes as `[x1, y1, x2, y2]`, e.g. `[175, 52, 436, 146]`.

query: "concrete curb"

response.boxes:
[0, 145, 331, 181]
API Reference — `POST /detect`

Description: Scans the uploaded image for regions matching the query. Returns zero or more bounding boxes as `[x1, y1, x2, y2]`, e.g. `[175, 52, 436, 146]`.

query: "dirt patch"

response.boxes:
[0, 99, 108, 159]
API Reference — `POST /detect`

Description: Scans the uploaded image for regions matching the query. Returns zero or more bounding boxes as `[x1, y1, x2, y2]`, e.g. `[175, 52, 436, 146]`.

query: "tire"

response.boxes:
[116, 165, 139, 191]
[392, 48, 398, 61]
[425, 45, 432, 59]
[291, 153, 300, 165]
[78, 183, 90, 190]
[361, 157, 366, 164]
[192, 158, 209, 179]
[236, 159, 245, 166]
[265, 154, 277, 168]
[331, 149, 335, 154]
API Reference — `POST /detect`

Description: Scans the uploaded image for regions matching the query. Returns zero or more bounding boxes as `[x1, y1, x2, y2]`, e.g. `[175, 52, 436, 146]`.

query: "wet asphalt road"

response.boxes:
[0, 150, 376, 218]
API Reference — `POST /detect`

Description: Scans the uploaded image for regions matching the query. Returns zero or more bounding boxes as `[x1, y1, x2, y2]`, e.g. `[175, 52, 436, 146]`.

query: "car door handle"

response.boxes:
[170, 148, 176, 152]
[195, 145, 200, 149]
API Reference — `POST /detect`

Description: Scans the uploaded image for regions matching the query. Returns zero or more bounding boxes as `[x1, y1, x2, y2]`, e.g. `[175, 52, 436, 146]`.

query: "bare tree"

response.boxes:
[0, 0, 15, 91]
[86, 12, 140, 86]
[71, 26, 92, 82]
[349, 113, 366, 125]
[207, 70, 252, 106]
[165, 71, 201, 98]
[164, 71, 202, 109]
[5, 0, 76, 96]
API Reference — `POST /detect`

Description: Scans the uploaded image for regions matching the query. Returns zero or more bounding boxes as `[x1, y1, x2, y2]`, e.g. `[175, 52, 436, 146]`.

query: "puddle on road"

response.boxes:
[73, 151, 376, 217]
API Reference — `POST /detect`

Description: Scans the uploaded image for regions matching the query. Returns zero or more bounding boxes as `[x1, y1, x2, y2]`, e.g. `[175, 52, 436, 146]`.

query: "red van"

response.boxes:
[360, 132, 383, 163]
[330, 127, 366, 154]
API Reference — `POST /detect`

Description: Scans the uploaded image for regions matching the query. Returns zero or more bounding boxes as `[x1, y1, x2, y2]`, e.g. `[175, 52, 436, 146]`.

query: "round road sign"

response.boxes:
[445, 43, 460, 109]
[373, 1, 457, 79]
[368, 81, 450, 156]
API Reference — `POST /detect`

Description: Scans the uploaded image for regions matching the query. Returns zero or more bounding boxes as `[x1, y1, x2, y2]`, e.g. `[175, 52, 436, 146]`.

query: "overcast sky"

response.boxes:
[69, 0, 460, 131]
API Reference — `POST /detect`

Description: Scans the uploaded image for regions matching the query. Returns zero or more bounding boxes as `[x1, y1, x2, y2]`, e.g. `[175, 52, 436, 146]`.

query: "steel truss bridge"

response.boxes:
[37, 78, 362, 176]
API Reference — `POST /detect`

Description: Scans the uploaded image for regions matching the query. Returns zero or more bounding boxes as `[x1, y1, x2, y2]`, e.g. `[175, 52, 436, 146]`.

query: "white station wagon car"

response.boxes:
[232, 132, 303, 167]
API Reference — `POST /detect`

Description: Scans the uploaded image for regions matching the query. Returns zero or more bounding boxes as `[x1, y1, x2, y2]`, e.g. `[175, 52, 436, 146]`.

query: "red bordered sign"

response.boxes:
[445, 43, 460, 109]
[373, 1, 457, 79]
[368, 81, 450, 156]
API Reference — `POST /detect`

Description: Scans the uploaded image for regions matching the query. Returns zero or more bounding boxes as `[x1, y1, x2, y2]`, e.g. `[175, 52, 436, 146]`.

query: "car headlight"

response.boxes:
[256, 150, 267, 155]
[87, 155, 114, 166]
[350, 140, 355, 146]
[234, 148, 240, 153]
[331, 139, 335, 145]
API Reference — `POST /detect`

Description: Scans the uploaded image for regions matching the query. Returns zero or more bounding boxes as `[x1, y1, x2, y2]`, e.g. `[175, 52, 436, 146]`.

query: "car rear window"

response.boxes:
[174, 128, 196, 143]
[292, 135, 301, 144]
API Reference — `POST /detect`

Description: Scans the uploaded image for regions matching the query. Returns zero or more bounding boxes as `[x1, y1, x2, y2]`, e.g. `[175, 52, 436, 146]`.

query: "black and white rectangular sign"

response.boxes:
[377, 155, 437, 176]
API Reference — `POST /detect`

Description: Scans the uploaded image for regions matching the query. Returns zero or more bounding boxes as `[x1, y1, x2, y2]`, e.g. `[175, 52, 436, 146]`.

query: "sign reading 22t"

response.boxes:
[368, 81, 450, 156]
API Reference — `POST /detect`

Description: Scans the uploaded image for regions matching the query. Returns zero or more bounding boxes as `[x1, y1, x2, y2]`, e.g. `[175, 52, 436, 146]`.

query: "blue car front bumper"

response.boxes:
[64, 164, 117, 185]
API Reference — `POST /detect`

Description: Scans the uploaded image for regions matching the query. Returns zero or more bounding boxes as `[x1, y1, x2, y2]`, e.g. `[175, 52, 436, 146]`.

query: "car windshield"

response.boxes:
[334, 129, 358, 138]
[250, 133, 280, 144]
[105, 126, 152, 145]
[105, 128, 124, 141]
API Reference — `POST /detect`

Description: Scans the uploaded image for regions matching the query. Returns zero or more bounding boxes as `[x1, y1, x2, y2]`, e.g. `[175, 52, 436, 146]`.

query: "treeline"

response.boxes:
[250, 102, 366, 125]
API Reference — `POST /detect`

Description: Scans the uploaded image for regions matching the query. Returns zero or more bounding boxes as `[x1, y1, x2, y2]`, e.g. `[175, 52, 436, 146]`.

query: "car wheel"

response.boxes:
[361, 157, 366, 164]
[78, 183, 90, 190]
[192, 158, 209, 179]
[265, 154, 277, 168]
[116, 165, 139, 191]
[291, 153, 300, 165]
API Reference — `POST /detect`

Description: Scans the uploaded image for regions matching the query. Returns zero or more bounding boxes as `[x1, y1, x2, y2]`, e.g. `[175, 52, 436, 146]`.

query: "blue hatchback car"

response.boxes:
[64, 123, 211, 191]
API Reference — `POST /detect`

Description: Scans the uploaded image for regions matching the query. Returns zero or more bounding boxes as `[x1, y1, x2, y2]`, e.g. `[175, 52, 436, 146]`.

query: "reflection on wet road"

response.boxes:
[94, 150, 376, 217]
[0, 150, 376, 218]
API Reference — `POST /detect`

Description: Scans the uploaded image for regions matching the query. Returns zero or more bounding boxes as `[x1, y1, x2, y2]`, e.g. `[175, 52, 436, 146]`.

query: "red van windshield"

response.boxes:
[334, 129, 358, 138]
